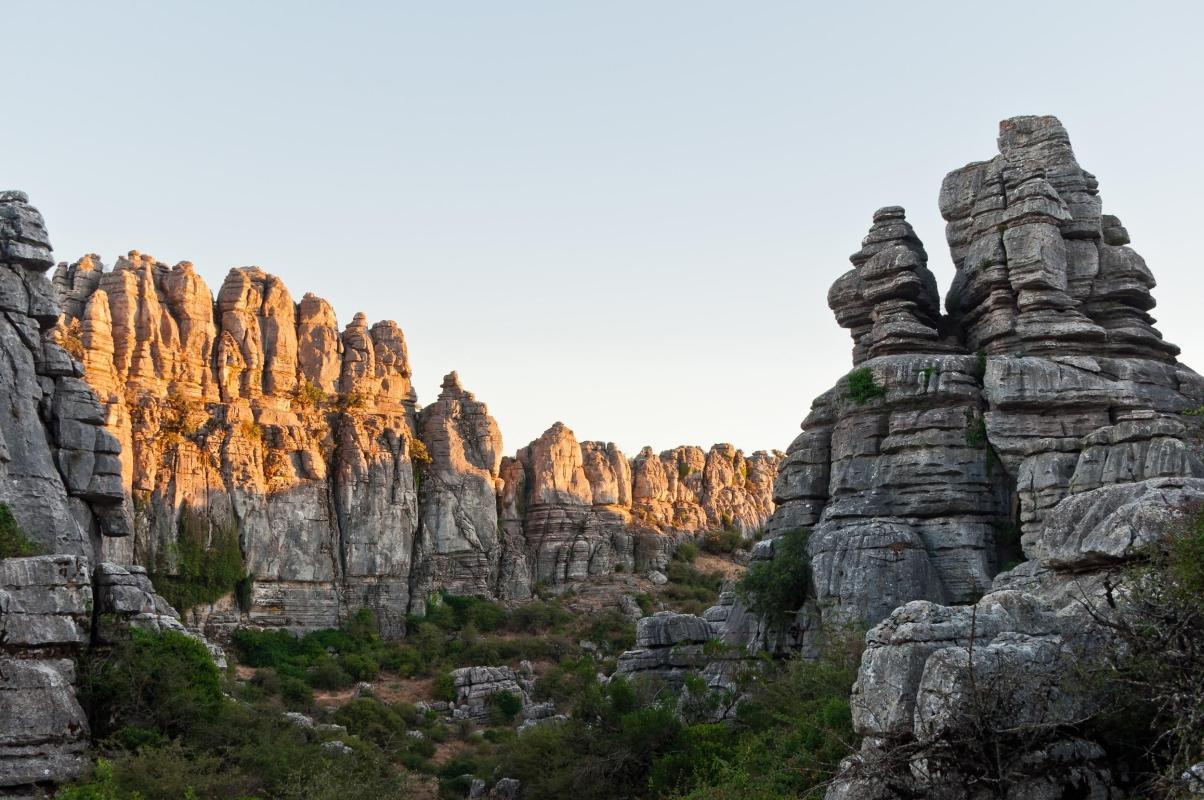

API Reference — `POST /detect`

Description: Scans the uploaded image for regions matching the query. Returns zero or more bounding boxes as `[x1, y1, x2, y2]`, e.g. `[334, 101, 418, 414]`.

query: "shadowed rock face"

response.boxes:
[49, 245, 780, 631]
[0, 192, 130, 554]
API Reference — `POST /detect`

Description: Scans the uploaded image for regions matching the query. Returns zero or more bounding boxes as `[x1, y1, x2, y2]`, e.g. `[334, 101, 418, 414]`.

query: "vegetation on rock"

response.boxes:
[0, 503, 40, 558]
[845, 367, 886, 404]
[149, 504, 245, 612]
[735, 527, 811, 630]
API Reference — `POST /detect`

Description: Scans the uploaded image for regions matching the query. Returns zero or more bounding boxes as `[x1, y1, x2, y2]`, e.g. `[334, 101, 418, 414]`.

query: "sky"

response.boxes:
[5, 1, 1204, 456]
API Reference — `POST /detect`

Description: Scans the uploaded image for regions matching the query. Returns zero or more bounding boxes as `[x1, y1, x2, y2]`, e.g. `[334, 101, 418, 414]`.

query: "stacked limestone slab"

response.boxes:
[0, 192, 129, 556]
[799, 116, 1204, 797]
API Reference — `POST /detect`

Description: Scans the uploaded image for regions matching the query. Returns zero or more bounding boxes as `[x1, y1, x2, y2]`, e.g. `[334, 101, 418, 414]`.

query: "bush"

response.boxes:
[79, 628, 224, 741]
[280, 675, 313, 710]
[0, 503, 39, 558]
[676, 541, 700, 563]
[846, 367, 886, 404]
[668, 648, 861, 799]
[489, 690, 523, 723]
[701, 528, 743, 555]
[341, 652, 380, 682]
[496, 675, 683, 800]
[1084, 506, 1204, 795]
[151, 504, 245, 611]
[661, 561, 724, 614]
[308, 656, 354, 690]
[735, 527, 811, 630]
[435, 670, 457, 702]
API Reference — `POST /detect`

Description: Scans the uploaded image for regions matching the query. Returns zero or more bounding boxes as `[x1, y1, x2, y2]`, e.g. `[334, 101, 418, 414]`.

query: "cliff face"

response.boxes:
[51, 254, 780, 630]
[55, 254, 423, 634]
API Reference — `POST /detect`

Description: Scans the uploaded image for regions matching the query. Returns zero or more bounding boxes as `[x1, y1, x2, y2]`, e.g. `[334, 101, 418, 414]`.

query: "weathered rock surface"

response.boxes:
[813, 117, 1204, 798]
[0, 192, 130, 557]
[615, 612, 717, 688]
[411, 373, 513, 610]
[0, 554, 223, 796]
[448, 666, 529, 723]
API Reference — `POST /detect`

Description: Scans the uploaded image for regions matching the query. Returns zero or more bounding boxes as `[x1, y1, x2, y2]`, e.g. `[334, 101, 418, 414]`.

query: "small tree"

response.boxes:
[736, 527, 811, 631]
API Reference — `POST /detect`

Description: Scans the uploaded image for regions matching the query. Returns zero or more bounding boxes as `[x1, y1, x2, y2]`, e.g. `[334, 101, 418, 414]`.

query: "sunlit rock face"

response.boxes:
[1, 193, 229, 796]
[55, 253, 422, 634]
[53, 246, 781, 632]
[502, 422, 781, 587]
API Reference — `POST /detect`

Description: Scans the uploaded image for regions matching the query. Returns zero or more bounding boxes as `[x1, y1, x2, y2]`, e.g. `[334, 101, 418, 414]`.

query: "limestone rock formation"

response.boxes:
[0, 192, 130, 555]
[448, 666, 530, 723]
[798, 116, 1204, 798]
[615, 611, 716, 688]
[53, 254, 423, 632]
[411, 373, 517, 609]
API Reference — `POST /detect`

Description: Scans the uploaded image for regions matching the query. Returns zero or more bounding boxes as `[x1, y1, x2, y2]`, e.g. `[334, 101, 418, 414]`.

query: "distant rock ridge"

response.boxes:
[48, 247, 780, 630]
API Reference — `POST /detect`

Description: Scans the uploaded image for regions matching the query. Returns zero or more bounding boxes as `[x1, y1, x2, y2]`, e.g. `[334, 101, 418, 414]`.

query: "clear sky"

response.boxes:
[6, 2, 1203, 456]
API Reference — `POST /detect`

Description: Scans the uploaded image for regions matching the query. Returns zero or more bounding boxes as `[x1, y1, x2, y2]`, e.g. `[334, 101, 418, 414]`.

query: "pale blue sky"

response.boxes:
[7, 2, 1203, 455]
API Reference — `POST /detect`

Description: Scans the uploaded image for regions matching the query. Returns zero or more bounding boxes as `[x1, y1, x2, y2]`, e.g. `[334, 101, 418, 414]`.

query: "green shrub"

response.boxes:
[489, 690, 524, 724]
[736, 527, 811, 630]
[308, 656, 354, 690]
[667, 647, 861, 799]
[496, 676, 682, 800]
[662, 561, 724, 614]
[702, 528, 743, 554]
[846, 367, 886, 404]
[678, 461, 692, 480]
[435, 670, 457, 702]
[965, 410, 988, 448]
[676, 541, 700, 563]
[279, 675, 313, 710]
[79, 628, 224, 740]
[0, 503, 39, 558]
[507, 599, 572, 633]
[151, 504, 245, 611]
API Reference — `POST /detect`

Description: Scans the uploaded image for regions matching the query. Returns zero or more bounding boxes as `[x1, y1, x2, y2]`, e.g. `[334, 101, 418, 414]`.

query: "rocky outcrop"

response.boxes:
[0, 553, 224, 796]
[448, 666, 529, 723]
[52, 252, 425, 632]
[615, 611, 715, 688]
[411, 373, 518, 610]
[794, 116, 1204, 798]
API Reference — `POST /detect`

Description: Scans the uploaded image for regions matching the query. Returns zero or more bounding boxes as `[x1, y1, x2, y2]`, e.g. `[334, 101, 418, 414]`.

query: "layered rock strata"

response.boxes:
[0, 192, 129, 556]
[0, 554, 222, 796]
[784, 116, 1204, 798]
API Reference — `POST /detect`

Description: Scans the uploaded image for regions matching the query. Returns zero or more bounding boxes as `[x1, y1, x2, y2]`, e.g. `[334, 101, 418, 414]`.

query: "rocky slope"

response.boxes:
[704, 115, 1204, 798]
[50, 246, 780, 631]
